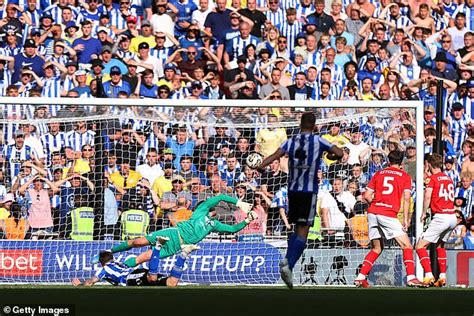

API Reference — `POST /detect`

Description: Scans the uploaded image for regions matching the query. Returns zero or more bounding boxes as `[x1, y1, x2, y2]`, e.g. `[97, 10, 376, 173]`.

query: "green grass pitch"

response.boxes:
[0, 285, 473, 316]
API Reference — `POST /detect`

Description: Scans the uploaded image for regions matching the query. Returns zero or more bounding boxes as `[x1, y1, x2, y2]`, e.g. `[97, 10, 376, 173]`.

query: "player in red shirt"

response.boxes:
[354, 150, 427, 288]
[415, 153, 457, 287]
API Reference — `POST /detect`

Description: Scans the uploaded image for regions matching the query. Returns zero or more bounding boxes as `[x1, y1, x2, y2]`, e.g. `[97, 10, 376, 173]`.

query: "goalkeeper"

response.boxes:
[99, 194, 256, 267]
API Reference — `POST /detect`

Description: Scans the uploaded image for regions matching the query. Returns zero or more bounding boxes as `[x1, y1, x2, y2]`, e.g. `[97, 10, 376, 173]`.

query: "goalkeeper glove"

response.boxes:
[236, 200, 252, 213]
[245, 211, 258, 224]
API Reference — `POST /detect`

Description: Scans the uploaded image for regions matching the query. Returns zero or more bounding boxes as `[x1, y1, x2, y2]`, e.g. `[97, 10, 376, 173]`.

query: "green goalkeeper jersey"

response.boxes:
[176, 195, 247, 244]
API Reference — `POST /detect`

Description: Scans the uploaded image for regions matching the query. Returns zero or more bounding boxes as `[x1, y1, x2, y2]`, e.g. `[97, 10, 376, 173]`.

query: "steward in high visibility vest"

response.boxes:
[121, 209, 150, 240]
[307, 216, 322, 243]
[308, 199, 322, 247]
[70, 206, 95, 241]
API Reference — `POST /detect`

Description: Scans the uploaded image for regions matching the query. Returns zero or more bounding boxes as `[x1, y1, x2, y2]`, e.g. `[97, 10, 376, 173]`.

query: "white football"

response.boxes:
[246, 153, 263, 168]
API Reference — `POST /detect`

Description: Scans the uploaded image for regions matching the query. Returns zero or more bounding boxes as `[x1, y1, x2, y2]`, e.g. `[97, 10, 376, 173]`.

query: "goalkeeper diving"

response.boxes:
[96, 194, 257, 267]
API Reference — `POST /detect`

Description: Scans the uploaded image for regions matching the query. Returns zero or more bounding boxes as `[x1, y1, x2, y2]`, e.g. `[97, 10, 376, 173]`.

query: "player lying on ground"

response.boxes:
[96, 194, 256, 267]
[73, 237, 200, 286]
[354, 150, 428, 288]
[415, 153, 457, 287]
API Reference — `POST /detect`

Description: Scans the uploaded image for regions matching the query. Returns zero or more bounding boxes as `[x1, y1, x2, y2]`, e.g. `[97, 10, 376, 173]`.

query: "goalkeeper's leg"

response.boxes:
[110, 228, 180, 255]
[166, 244, 201, 287]
[147, 236, 170, 282]
[124, 229, 183, 267]
[111, 237, 150, 253]
[92, 237, 151, 265]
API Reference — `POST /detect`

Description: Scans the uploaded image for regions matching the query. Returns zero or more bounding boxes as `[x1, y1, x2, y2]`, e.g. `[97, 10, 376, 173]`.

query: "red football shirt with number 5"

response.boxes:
[366, 167, 412, 218]
[426, 172, 455, 214]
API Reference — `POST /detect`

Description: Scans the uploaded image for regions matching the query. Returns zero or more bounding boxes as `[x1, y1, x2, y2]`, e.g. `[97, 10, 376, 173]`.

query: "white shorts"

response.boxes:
[368, 213, 406, 241]
[420, 213, 457, 243]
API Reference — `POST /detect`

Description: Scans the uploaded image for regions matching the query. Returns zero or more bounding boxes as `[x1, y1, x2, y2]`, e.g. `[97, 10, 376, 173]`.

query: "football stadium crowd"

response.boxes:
[0, 0, 473, 248]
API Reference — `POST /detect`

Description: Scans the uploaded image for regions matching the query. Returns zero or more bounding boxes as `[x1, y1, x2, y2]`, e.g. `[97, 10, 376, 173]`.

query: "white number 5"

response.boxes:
[382, 176, 394, 195]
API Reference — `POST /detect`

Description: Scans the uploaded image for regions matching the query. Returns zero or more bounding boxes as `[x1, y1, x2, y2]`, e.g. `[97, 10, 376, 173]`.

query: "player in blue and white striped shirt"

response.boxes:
[73, 243, 199, 287]
[256, 112, 343, 288]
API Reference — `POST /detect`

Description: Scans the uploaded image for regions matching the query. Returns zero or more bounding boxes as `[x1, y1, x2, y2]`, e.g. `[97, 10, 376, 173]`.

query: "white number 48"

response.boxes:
[439, 183, 455, 201]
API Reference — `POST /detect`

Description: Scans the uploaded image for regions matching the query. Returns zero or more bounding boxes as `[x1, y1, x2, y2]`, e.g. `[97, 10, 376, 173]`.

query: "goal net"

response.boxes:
[0, 99, 424, 286]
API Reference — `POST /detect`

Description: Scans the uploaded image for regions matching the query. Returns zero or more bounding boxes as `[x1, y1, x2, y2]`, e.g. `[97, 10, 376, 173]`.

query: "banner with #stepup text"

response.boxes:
[0, 241, 282, 284]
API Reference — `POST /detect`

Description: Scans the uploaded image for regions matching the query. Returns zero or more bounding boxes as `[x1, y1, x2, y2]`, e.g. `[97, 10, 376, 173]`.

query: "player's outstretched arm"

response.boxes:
[256, 148, 285, 173]
[206, 194, 238, 207]
[193, 194, 239, 217]
[71, 276, 100, 287]
[212, 212, 258, 233]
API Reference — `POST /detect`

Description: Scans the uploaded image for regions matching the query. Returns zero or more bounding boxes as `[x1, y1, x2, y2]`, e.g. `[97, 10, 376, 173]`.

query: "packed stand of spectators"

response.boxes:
[0, 0, 472, 247]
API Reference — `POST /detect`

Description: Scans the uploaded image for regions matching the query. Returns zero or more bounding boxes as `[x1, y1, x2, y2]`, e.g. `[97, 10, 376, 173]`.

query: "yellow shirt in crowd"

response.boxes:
[256, 128, 287, 158]
[322, 134, 349, 166]
[110, 170, 142, 189]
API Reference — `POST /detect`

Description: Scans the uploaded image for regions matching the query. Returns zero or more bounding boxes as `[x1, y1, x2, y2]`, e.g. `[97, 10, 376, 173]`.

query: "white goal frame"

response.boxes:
[0, 97, 425, 284]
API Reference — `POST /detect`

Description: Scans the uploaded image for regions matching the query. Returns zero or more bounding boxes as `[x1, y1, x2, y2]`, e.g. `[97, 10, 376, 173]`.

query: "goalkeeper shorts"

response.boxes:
[145, 227, 182, 258]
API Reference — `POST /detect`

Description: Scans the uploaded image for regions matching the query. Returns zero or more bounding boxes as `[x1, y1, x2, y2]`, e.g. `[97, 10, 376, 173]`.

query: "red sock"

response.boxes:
[416, 248, 432, 273]
[436, 248, 447, 274]
[403, 249, 415, 276]
[360, 250, 379, 276]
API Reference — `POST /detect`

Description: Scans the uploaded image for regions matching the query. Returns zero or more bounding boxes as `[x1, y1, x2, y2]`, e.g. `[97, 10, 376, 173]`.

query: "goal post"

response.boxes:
[0, 98, 424, 286]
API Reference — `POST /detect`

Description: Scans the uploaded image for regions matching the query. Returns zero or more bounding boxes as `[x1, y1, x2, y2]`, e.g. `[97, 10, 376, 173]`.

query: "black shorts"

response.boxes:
[288, 191, 318, 226]
[126, 268, 168, 286]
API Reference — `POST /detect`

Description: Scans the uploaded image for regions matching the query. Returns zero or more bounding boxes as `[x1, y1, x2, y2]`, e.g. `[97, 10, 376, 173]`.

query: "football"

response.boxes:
[246, 153, 263, 169]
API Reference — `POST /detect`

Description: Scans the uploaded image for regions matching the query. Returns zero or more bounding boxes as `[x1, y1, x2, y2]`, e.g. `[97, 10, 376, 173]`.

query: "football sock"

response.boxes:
[148, 245, 162, 275]
[436, 248, 447, 274]
[416, 248, 432, 274]
[124, 257, 137, 267]
[111, 241, 131, 253]
[403, 249, 415, 279]
[285, 234, 306, 270]
[170, 252, 186, 279]
[359, 250, 379, 278]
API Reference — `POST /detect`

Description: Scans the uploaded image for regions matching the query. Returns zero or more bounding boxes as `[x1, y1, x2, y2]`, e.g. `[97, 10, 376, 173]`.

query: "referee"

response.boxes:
[257, 112, 343, 288]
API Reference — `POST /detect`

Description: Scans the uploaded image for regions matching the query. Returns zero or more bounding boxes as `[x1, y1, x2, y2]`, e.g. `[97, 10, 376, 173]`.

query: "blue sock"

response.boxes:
[285, 234, 306, 270]
[286, 234, 296, 255]
[170, 252, 186, 279]
[148, 246, 161, 275]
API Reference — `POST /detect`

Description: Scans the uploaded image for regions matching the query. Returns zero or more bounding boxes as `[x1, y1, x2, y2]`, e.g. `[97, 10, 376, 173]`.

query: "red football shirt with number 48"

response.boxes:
[426, 172, 455, 214]
[366, 167, 412, 218]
